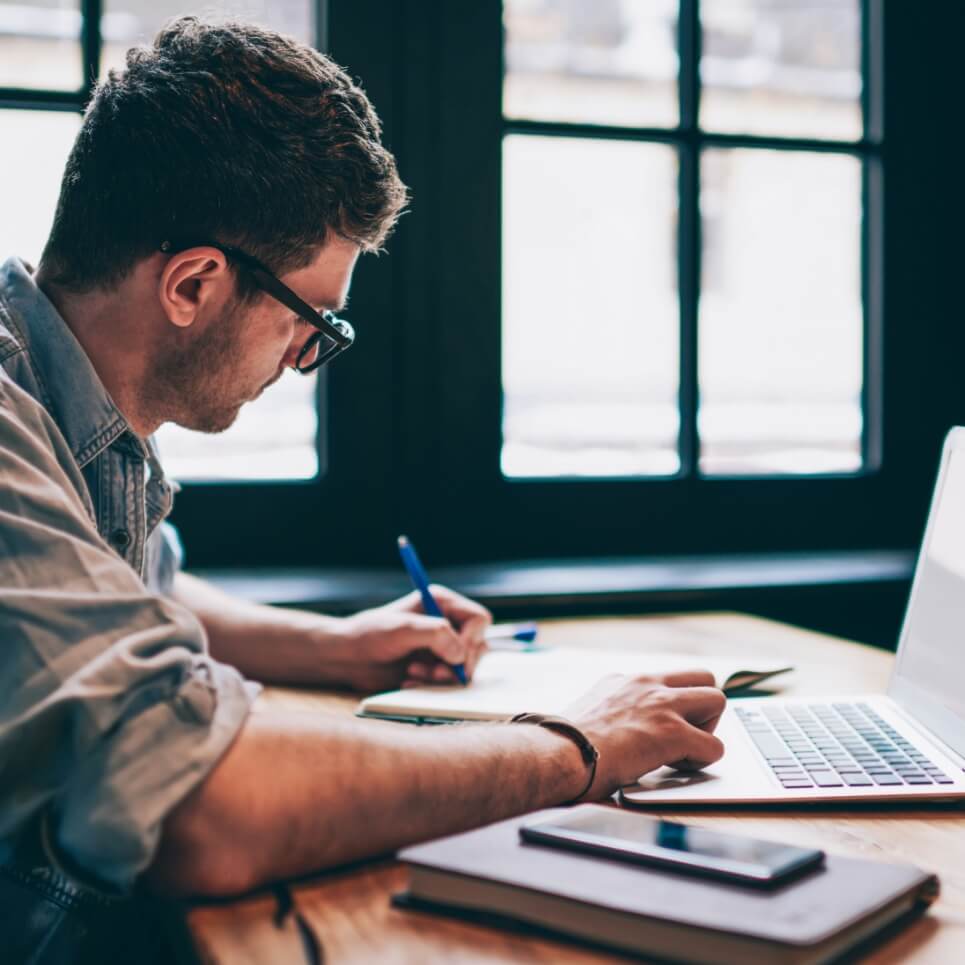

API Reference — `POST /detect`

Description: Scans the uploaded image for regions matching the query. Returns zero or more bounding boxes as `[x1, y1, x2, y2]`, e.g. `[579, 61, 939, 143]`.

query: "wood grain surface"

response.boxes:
[185, 613, 965, 964]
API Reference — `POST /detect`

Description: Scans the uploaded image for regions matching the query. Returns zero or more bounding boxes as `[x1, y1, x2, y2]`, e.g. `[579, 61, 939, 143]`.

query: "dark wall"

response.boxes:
[172, 3, 964, 656]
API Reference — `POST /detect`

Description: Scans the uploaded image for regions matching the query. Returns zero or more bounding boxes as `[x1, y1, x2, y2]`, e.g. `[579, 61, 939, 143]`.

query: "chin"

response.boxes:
[185, 406, 243, 434]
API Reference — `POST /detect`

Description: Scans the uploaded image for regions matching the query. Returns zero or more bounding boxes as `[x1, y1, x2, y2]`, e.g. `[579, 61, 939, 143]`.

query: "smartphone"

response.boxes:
[519, 808, 824, 887]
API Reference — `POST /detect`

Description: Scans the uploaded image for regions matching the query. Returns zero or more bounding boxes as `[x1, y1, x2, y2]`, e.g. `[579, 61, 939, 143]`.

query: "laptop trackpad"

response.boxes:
[633, 768, 718, 792]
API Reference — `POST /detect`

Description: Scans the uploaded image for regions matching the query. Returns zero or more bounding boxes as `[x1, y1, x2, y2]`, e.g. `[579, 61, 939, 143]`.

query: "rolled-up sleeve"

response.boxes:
[0, 374, 257, 891]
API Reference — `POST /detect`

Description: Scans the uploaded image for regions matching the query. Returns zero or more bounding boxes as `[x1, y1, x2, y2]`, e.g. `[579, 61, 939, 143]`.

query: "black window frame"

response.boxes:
[4, 0, 960, 572]
[500, 0, 883, 484]
[376, 0, 907, 568]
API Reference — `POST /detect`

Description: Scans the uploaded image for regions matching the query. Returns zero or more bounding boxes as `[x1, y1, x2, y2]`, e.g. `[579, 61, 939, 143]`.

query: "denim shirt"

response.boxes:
[0, 257, 257, 901]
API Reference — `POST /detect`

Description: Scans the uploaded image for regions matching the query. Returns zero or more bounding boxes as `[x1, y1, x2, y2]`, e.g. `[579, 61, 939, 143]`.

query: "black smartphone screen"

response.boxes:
[519, 808, 824, 886]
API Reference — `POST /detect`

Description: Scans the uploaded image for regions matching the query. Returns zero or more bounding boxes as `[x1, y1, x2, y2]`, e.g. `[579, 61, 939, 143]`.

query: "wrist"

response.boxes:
[301, 615, 360, 686]
[511, 713, 600, 804]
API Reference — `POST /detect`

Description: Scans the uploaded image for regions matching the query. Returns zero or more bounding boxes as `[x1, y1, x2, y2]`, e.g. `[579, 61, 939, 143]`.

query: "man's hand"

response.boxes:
[569, 670, 726, 800]
[151, 666, 725, 896]
[330, 585, 492, 692]
[169, 572, 490, 692]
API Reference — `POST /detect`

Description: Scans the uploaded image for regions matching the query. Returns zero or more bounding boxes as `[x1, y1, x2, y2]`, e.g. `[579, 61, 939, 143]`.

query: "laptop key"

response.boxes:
[740, 703, 954, 796]
[807, 771, 844, 787]
[841, 773, 874, 786]
[750, 733, 792, 759]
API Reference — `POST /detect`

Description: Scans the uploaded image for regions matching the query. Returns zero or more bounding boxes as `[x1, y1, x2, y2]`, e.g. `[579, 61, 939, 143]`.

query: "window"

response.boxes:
[0, 0, 322, 482]
[7, 1, 954, 569]
[501, 0, 870, 479]
[374, 0, 920, 567]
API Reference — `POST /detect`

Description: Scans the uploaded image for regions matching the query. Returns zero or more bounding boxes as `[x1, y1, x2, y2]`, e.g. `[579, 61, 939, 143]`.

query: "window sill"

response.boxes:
[195, 549, 914, 616]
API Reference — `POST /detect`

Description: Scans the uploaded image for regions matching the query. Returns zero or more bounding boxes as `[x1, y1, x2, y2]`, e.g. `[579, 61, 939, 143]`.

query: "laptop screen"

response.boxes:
[892, 442, 965, 758]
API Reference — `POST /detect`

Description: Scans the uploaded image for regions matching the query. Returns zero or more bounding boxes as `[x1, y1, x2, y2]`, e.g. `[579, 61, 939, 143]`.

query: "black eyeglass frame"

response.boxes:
[159, 240, 355, 373]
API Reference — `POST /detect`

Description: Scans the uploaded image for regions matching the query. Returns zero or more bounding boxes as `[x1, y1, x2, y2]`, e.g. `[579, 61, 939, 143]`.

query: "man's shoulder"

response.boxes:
[0, 267, 47, 406]
[0, 284, 27, 363]
[0, 365, 74, 471]
[0, 365, 96, 537]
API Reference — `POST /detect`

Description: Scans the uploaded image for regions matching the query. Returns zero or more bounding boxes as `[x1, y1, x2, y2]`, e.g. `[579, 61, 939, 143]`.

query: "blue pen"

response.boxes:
[485, 622, 540, 648]
[397, 535, 468, 685]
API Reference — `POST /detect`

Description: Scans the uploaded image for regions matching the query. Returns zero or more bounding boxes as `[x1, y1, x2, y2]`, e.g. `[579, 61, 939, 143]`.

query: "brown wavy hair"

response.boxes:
[40, 16, 408, 294]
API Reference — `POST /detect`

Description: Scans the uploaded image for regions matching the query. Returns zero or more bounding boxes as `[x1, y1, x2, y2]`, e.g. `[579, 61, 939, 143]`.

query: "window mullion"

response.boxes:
[677, 0, 701, 476]
[861, 0, 884, 470]
[80, 0, 102, 99]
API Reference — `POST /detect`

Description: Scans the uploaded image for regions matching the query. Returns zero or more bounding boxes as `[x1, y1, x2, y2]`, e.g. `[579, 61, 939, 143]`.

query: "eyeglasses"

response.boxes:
[159, 240, 355, 373]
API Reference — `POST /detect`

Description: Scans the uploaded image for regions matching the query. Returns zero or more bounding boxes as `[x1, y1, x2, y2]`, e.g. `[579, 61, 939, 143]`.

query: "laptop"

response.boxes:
[621, 427, 965, 807]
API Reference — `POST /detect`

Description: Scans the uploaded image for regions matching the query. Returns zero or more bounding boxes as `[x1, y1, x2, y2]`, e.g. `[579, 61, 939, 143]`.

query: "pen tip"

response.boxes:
[397, 535, 409, 548]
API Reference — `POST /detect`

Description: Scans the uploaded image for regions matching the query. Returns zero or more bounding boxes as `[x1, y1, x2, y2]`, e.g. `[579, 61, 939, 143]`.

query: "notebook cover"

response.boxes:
[397, 806, 938, 949]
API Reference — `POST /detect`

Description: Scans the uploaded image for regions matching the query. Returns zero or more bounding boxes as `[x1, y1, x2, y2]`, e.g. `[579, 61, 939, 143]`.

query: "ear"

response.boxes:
[158, 247, 232, 329]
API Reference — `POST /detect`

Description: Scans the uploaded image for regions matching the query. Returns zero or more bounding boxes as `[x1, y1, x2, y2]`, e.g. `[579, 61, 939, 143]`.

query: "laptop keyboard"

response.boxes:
[735, 702, 955, 790]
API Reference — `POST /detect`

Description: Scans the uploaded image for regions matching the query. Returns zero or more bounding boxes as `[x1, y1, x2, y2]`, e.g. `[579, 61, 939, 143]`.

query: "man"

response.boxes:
[0, 16, 725, 958]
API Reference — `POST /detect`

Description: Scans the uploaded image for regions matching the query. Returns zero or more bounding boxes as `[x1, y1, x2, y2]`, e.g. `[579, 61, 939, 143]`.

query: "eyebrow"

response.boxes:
[313, 294, 349, 315]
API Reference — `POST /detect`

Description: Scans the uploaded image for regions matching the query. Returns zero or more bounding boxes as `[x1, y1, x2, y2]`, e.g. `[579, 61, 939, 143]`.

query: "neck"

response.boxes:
[36, 272, 162, 438]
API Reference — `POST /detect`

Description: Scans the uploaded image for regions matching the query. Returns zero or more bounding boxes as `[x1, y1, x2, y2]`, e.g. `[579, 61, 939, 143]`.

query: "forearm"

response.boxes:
[149, 704, 586, 896]
[170, 571, 346, 685]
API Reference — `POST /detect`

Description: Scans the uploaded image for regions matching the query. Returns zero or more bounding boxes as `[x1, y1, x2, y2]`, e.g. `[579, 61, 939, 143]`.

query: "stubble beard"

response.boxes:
[150, 303, 250, 434]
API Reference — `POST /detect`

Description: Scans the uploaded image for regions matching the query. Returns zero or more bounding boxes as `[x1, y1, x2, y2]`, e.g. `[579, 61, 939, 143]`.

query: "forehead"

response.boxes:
[283, 237, 360, 311]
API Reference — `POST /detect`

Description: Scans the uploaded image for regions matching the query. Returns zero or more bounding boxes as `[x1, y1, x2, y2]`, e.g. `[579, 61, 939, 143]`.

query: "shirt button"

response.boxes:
[110, 529, 131, 550]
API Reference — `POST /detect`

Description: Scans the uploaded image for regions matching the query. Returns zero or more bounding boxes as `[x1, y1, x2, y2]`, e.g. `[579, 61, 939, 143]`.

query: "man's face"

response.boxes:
[154, 237, 359, 433]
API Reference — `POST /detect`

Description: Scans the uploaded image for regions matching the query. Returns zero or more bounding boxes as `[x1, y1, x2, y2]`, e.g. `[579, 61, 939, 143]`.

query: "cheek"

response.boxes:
[250, 310, 297, 361]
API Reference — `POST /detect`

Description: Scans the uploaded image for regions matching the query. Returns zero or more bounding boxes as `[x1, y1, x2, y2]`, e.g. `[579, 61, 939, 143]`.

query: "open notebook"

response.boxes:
[357, 647, 792, 723]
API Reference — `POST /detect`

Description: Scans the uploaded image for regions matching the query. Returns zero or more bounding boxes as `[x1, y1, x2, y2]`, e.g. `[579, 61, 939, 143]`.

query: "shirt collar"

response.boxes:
[0, 256, 145, 468]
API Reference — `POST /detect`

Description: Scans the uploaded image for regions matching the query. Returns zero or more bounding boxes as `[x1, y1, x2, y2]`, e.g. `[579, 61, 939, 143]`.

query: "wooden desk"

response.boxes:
[185, 613, 965, 964]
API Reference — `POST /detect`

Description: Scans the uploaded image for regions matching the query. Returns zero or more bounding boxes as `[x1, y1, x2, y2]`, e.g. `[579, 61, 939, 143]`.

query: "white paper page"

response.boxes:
[359, 648, 790, 720]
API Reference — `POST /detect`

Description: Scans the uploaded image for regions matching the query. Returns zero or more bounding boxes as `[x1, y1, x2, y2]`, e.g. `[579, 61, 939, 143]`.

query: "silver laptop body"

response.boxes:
[621, 427, 965, 806]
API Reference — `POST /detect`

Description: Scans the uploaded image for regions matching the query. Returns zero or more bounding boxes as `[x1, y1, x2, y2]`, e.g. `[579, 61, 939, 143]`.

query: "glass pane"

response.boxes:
[154, 370, 318, 481]
[504, 0, 677, 128]
[698, 149, 862, 475]
[700, 0, 862, 140]
[0, 0, 82, 90]
[502, 134, 679, 478]
[99, 1, 319, 480]
[0, 109, 80, 265]
[101, 0, 315, 78]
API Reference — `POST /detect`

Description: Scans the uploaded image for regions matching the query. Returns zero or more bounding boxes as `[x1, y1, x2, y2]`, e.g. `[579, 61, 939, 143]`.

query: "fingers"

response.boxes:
[388, 585, 492, 628]
[399, 610, 489, 686]
[660, 686, 726, 770]
[409, 591, 489, 681]
[458, 614, 489, 678]
[405, 659, 459, 685]
[409, 614, 466, 668]
[657, 670, 716, 689]
[403, 637, 489, 687]
[427, 584, 493, 629]
[654, 683, 726, 728]
[668, 722, 726, 772]
[387, 586, 491, 683]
